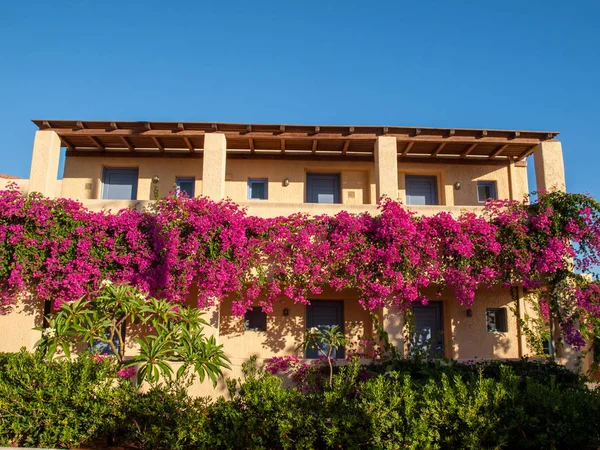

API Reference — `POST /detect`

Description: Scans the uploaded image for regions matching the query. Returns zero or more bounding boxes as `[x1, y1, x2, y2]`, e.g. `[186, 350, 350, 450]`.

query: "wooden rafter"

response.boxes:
[183, 137, 195, 152]
[249, 138, 255, 153]
[431, 142, 447, 157]
[460, 143, 478, 158]
[401, 142, 414, 156]
[281, 139, 286, 153]
[120, 136, 134, 152]
[312, 140, 318, 153]
[517, 145, 538, 161]
[61, 137, 75, 151]
[342, 140, 350, 154]
[151, 137, 164, 152]
[489, 144, 509, 160]
[88, 136, 105, 151]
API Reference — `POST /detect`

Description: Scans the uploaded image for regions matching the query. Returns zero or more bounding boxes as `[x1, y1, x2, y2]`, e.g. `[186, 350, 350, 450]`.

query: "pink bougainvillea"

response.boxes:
[1, 184, 600, 348]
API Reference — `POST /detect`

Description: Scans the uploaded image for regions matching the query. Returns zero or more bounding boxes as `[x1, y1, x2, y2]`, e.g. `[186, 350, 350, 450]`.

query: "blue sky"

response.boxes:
[1, 0, 598, 196]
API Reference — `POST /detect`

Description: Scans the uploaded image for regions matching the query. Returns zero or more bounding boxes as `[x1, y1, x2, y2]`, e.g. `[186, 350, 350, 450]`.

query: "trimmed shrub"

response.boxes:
[0, 349, 134, 449]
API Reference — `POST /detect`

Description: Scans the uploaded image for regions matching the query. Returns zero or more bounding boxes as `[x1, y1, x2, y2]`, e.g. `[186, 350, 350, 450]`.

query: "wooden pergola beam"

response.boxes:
[460, 143, 478, 158]
[312, 140, 318, 153]
[249, 138, 255, 153]
[183, 137, 195, 152]
[61, 137, 75, 151]
[151, 137, 164, 152]
[401, 141, 414, 156]
[489, 144, 509, 160]
[281, 139, 286, 153]
[517, 145, 538, 161]
[88, 136, 105, 151]
[431, 142, 447, 157]
[342, 140, 350, 154]
[120, 136, 134, 152]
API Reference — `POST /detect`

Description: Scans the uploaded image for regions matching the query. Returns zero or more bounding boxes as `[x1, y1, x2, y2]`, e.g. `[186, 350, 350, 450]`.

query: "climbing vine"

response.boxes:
[0, 184, 599, 349]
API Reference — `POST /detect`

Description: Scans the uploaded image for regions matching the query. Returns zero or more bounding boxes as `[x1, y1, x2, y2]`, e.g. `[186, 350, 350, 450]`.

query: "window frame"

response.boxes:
[175, 177, 195, 198]
[485, 308, 508, 333]
[101, 167, 139, 200]
[306, 173, 341, 204]
[477, 181, 497, 203]
[405, 175, 439, 206]
[244, 306, 267, 332]
[247, 178, 269, 200]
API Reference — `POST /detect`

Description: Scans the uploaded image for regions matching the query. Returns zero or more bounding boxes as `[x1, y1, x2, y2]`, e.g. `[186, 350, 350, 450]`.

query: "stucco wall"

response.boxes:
[224, 159, 374, 205]
[398, 161, 528, 206]
[0, 178, 30, 194]
[443, 287, 521, 360]
[0, 300, 45, 353]
[62, 156, 203, 201]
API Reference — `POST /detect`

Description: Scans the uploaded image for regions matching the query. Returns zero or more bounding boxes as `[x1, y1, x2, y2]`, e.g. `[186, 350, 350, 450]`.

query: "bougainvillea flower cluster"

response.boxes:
[1, 185, 599, 348]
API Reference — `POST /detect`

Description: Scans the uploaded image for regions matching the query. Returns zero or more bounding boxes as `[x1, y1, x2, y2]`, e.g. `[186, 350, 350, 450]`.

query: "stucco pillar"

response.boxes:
[533, 141, 566, 193]
[28, 130, 61, 197]
[382, 305, 405, 356]
[374, 136, 398, 201]
[202, 133, 227, 200]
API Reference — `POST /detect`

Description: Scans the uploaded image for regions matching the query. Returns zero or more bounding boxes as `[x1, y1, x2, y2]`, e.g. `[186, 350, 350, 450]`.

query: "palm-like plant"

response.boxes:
[35, 281, 230, 386]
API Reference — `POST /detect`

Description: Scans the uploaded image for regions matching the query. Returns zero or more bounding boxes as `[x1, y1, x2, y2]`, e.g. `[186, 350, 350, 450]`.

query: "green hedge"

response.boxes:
[1, 351, 599, 449]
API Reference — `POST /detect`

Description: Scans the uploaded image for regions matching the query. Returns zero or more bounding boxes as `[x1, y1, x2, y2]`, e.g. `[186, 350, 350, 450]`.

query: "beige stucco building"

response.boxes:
[1, 120, 587, 395]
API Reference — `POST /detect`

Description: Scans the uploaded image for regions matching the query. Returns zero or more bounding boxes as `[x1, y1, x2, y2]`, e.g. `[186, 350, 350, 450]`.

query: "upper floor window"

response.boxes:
[102, 168, 138, 200]
[477, 181, 497, 203]
[405, 176, 438, 205]
[176, 177, 195, 198]
[306, 173, 340, 204]
[247, 178, 268, 200]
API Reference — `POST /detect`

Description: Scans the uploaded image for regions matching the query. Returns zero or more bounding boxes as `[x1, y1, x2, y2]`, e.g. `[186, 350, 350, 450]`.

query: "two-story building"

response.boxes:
[1, 120, 583, 395]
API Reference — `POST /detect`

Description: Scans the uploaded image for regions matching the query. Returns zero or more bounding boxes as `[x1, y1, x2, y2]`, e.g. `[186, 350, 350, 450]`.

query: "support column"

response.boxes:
[382, 305, 405, 356]
[374, 136, 398, 201]
[533, 141, 566, 193]
[28, 130, 61, 197]
[201, 133, 227, 200]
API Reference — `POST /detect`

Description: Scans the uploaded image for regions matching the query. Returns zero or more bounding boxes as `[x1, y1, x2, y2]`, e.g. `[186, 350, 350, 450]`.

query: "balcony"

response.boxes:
[80, 199, 484, 218]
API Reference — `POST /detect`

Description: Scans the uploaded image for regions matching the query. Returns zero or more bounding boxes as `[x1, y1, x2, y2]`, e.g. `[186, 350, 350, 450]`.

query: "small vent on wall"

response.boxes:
[84, 183, 93, 190]
[347, 191, 356, 199]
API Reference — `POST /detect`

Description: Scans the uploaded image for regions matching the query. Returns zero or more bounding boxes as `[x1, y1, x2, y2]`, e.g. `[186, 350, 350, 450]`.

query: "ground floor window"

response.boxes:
[486, 308, 508, 332]
[306, 300, 345, 358]
[411, 302, 444, 358]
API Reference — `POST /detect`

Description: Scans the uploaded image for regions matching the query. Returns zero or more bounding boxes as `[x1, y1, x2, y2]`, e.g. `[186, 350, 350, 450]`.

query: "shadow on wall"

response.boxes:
[219, 298, 305, 354]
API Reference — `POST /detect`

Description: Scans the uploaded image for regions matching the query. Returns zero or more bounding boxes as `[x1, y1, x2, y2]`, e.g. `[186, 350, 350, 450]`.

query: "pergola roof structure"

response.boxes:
[33, 120, 559, 163]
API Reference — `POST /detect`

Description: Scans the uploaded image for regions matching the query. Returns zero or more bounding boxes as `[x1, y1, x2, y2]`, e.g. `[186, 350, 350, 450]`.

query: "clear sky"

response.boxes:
[1, 0, 598, 196]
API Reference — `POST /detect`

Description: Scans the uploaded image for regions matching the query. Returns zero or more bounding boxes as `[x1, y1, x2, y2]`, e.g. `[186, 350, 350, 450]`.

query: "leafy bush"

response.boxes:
[0, 349, 134, 449]
[369, 356, 585, 390]
[1, 351, 599, 449]
[113, 382, 211, 450]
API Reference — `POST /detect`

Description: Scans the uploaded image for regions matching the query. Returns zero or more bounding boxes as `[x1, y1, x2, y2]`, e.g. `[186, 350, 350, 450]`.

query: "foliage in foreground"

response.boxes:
[35, 281, 230, 385]
[0, 351, 599, 450]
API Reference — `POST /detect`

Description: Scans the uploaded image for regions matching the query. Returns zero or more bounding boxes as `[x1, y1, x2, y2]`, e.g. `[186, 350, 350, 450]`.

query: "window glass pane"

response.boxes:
[244, 307, 267, 331]
[102, 168, 138, 200]
[406, 176, 438, 205]
[306, 174, 340, 204]
[91, 323, 126, 355]
[477, 182, 497, 203]
[248, 179, 268, 200]
[486, 308, 507, 332]
[176, 178, 195, 197]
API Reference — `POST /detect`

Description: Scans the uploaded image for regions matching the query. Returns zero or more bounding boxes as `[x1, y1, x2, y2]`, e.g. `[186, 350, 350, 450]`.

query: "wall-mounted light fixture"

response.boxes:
[282, 178, 290, 187]
[454, 182, 462, 190]
[283, 308, 289, 316]
[466, 308, 473, 317]
[152, 175, 160, 184]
